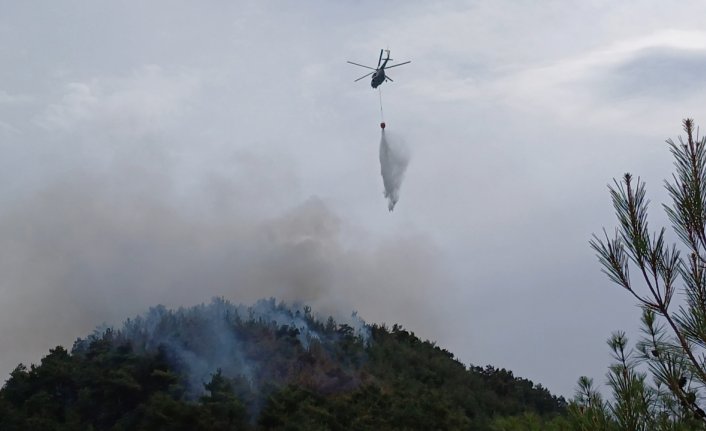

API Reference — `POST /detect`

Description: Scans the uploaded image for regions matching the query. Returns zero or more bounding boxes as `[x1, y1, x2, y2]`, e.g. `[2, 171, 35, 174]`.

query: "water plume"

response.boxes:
[379, 129, 410, 211]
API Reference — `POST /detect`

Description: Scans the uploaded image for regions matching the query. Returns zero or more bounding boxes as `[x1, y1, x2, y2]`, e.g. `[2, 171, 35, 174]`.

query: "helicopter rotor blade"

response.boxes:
[347, 61, 377, 71]
[377, 49, 383, 68]
[385, 61, 411, 69]
[354, 71, 374, 82]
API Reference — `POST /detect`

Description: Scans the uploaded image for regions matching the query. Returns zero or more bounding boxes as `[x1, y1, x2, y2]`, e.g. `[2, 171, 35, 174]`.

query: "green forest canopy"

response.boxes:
[0, 298, 568, 430]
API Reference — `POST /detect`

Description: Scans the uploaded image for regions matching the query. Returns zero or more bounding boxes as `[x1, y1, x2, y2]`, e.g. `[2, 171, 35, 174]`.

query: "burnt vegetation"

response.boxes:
[0, 298, 568, 430]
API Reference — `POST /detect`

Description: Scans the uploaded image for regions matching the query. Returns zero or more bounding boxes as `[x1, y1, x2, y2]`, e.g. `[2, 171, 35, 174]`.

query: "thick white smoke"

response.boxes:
[379, 130, 410, 211]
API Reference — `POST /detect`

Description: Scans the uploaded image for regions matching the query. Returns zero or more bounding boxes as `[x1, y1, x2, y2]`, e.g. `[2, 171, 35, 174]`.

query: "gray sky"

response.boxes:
[2, 0, 706, 397]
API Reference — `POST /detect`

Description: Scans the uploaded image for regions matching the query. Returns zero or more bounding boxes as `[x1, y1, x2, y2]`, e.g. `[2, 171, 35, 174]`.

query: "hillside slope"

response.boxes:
[0, 298, 568, 430]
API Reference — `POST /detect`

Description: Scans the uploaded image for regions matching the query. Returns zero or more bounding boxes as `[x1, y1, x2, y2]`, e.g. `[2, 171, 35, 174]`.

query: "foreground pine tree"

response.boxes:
[581, 119, 706, 429]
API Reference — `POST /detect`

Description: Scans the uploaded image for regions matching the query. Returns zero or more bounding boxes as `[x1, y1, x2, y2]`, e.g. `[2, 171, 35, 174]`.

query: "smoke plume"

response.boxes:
[0, 68, 441, 381]
[379, 130, 410, 211]
[0, 165, 443, 381]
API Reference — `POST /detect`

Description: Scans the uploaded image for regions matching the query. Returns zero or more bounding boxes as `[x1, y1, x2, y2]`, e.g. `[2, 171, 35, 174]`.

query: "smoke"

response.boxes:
[74, 297, 370, 398]
[0, 66, 442, 383]
[379, 129, 410, 211]
[0, 163, 443, 381]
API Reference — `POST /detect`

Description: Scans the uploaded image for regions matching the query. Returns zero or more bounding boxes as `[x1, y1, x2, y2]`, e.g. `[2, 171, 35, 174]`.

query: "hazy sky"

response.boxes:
[3, 1, 706, 397]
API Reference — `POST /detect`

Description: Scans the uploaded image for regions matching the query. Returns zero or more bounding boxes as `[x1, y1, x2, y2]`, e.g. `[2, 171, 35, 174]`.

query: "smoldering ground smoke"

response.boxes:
[75, 297, 371, 398]
[379, 130, 410, 211]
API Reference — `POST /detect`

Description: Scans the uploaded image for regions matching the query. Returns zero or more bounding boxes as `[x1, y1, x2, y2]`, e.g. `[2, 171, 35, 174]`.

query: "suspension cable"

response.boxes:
[378, 88, 384, 122]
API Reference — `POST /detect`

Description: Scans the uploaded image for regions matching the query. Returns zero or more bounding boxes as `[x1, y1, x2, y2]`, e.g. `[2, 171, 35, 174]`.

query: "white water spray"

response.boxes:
[379, 129, 410, 211]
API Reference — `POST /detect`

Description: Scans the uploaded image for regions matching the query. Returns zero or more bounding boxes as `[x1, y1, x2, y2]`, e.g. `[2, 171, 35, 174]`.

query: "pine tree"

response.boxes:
[587, 119, 706, 429]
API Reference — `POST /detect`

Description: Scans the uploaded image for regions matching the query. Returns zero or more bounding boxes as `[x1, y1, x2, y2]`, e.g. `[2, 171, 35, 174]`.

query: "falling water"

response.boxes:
[379, 129, 410, 211]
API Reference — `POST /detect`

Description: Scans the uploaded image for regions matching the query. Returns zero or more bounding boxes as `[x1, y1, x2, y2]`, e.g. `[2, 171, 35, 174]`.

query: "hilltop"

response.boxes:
[0, 298, 568, 430]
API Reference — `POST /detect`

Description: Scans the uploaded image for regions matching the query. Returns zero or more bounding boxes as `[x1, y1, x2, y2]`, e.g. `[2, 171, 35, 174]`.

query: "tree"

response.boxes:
[199, 370, 248, 430]
[568, 375, 614, 431]
[587, 118, 706, 428]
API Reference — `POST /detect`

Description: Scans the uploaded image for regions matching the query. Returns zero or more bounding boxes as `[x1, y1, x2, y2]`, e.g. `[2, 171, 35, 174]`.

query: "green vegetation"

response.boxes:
[1, 299, 567, 430]
[577, 119, 706, 429]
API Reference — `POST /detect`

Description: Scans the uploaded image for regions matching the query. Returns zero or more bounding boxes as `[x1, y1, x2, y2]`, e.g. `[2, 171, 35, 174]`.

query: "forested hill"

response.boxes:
[0, 298, 569, 430]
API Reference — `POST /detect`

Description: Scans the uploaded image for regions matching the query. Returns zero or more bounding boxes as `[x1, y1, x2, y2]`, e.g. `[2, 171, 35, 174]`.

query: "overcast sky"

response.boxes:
[3, 1, 706, 398]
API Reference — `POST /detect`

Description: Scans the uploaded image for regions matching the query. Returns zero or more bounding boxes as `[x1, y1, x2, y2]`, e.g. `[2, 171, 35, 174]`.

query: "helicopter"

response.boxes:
[347, 49, 411, 89]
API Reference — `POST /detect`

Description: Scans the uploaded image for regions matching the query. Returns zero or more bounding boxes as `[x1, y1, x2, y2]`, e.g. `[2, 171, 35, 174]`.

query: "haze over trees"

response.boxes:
[0, 298, 568, 430]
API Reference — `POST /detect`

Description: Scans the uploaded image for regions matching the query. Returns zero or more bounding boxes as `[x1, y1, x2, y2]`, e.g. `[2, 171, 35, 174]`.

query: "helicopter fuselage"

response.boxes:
[371, 57, 390, 88]
[371, 69, 385, 88]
